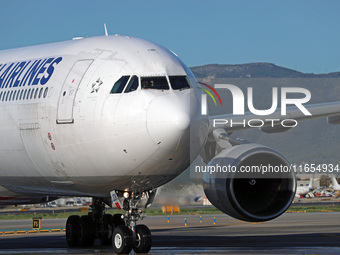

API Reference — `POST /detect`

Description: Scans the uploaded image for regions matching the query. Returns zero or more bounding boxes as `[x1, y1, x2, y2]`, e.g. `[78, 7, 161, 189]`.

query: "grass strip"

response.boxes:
[0, 205, 339, 220]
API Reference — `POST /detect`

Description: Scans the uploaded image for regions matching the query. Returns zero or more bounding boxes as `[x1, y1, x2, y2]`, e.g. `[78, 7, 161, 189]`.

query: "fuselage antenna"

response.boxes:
[104, 24, 109, 36]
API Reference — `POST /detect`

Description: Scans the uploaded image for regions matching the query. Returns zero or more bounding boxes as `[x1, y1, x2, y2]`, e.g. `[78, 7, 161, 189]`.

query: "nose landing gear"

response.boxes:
[112, 190, 153, 254]
[65, 190, 155, 254]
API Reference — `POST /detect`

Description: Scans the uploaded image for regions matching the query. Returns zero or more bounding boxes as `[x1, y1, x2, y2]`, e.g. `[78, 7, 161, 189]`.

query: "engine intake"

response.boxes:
[203, 144, 296, 222]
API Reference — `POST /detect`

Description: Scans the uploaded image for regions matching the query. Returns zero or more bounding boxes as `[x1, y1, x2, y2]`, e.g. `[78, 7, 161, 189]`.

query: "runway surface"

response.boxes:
[0, 212, 339, 254]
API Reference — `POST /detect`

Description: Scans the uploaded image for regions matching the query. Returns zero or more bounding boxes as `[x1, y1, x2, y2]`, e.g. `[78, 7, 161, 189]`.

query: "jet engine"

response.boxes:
[203, 144, 296, 222]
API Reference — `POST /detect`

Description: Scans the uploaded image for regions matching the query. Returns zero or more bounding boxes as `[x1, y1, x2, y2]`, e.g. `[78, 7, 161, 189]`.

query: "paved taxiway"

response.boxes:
[0, 212, 339, 254]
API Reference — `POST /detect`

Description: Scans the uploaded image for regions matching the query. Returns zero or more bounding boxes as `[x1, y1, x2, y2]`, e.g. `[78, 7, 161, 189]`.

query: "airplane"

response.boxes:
[331, 174, 340, 191]
[296, 175, 316, 197]
[0, 31, 340, 254]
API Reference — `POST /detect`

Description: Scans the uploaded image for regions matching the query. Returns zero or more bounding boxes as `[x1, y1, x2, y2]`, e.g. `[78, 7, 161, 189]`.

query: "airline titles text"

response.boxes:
[0, 57, 62, 89]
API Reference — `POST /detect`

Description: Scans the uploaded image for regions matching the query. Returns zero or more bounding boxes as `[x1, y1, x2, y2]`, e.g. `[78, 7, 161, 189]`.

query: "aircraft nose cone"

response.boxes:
[146, 93, 193, 150]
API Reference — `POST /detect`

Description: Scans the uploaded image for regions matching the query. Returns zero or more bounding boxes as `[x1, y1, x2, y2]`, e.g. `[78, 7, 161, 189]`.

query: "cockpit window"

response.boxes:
[110, 76, 130, 94]
[124, 75, 139, 93]
[141, 77, 169, 90]
[169, 76, 191, 90]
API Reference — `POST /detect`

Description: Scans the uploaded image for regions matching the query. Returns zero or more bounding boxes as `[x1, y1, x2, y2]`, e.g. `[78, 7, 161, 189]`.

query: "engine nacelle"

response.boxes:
[203, 144, 296, 222]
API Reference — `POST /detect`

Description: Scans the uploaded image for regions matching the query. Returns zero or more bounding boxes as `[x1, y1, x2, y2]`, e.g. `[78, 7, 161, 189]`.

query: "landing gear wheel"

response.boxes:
[66, 215, 79, 247]
[101, 213, 125, 245]
[77, 215, 95, 247]
[100, 214, 113, 245]
[133, 224, 152, 253]
[112, 225, 133, 254]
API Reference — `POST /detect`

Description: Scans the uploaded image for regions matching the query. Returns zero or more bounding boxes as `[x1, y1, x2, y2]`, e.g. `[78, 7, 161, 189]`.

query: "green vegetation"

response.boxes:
[0, 211, 90, 220]
[287, 205, 340, 212]
[0, 205, 339, 220]
[148, 205, 340, 215]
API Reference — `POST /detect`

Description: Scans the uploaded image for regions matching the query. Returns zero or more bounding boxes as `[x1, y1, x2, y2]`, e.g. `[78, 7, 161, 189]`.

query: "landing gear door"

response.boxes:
[57, 60, 93, 124]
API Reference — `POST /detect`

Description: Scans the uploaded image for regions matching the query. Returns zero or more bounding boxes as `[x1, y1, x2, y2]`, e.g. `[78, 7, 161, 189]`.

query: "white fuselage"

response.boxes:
[296, 186, 313, 196]
[331, 175, 340, 191]
[296, 177, 314, 196]
[0, 36, 207, 202]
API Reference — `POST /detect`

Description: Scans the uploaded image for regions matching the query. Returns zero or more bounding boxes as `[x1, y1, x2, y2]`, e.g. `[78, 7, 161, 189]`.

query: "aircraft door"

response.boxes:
[57, 60, 93, 123]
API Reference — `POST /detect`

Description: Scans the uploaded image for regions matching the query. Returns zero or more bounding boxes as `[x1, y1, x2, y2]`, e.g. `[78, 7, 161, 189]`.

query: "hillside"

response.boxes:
[190, 63, 340, 79]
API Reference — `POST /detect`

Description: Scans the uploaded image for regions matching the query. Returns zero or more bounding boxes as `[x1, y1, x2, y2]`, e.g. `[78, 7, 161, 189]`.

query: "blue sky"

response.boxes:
[0, 0, 340, 74]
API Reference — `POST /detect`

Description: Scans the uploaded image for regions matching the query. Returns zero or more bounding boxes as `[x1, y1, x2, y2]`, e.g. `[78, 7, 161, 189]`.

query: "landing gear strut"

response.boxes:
[112, 191, 152, 254]
[65, 190, 155, 254]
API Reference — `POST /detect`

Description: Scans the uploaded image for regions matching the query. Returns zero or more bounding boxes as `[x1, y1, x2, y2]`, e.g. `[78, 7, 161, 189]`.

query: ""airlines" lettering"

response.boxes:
[0, 57, 62, 89]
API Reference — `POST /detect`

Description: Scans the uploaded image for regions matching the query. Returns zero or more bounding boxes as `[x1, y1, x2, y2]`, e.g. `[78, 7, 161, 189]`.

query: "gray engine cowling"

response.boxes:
[203, 144, 296, 222]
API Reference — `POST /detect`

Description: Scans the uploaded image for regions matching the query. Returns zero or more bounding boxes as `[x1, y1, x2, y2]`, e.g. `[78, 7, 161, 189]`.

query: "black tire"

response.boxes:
[133, 224, 152, 253]
[100, 214, 113, 245]
[112, 225, 133, 254]
[77, 215, 96, 247]
[66, 215, 79, 247]
[111, 213, 125, 227]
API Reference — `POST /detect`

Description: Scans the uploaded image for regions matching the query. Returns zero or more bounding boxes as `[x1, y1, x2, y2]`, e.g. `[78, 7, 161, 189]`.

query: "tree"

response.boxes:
[319, 175, 331, 188]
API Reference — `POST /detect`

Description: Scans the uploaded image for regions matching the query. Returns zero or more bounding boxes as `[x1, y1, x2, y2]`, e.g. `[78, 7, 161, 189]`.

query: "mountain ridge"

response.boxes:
[190, 63, 340, 78]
